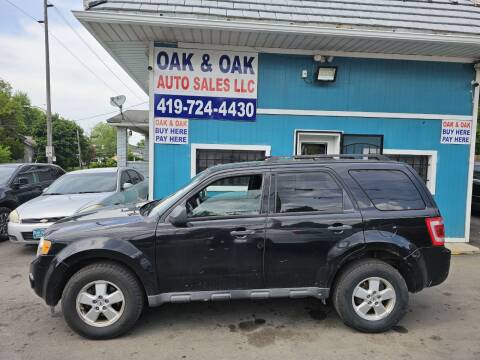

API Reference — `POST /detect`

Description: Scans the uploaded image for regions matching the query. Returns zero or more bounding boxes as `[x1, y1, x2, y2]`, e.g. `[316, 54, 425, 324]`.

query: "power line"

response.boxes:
[2, 0, 125, 96]
[75, 101, 148, 122]
[50, 4, 146, 102]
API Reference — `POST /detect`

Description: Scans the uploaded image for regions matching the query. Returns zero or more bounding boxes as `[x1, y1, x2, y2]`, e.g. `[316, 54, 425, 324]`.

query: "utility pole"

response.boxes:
[40, 0, 54, 163]
[76, 128, 83, 169]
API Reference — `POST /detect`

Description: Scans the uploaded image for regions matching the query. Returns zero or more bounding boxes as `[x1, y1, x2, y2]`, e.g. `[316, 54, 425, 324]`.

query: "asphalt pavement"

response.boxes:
[1, 239, 480, 360]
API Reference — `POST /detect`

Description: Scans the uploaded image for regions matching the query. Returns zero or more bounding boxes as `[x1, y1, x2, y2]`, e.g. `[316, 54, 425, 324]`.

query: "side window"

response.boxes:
[187, 174, 263, 218]
[350, 169, 425, 211]
[15, 168, 37, 185]
[127, 170, 141, 184]
[275, 172, 343, 213]
[36, 167, 55, 182]
[120, 171, 132, 189]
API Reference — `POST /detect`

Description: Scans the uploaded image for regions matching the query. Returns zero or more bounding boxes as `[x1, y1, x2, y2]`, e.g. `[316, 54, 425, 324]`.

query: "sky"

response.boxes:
[0, 0, 148, 144]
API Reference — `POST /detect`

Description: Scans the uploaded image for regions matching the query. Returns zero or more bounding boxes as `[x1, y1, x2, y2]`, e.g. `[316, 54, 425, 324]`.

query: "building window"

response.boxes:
[383, 150, 437, 195]
[386, 154, 430, 184]
[342, 134, 383, 155]
[196, 149, 266, 174]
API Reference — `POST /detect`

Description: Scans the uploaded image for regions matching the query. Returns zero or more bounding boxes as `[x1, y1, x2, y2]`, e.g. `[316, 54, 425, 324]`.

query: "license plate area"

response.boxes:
[32, 228, 46, 240]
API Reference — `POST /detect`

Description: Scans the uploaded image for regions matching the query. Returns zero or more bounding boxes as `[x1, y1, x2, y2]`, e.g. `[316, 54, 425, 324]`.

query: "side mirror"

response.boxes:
[13, 177, 28, 188]
[122, 182, 133, 191]
[168, 205, 188, 227]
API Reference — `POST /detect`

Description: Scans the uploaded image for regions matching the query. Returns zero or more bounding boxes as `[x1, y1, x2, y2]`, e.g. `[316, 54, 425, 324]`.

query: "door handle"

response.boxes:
[230, 230, 255, 237]
[327, 224, 352, 233]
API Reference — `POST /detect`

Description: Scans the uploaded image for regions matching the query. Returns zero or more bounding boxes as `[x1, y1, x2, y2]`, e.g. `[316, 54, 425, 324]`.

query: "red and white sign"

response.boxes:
[440, 120, 471, 145]
[154, 118, 188, 145]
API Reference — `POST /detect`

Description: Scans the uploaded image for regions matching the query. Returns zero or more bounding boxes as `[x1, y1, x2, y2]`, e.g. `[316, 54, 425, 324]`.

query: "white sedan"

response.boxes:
[8, 167, 147, 244]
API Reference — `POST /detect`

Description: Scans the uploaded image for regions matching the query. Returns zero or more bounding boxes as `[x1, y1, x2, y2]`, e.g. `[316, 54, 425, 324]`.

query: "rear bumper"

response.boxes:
[407, 246, 451, 291]
[419, 246, 451, 288]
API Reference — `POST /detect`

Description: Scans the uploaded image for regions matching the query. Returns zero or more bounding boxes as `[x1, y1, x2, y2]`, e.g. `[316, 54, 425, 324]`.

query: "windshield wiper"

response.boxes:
[77, 191, 100, 194]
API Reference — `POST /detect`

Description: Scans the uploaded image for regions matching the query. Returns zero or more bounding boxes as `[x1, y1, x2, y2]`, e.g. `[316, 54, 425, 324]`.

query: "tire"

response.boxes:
[332, 259, 408, 333]
[61, 262, 144, 339]
[0, 207, 11, 241]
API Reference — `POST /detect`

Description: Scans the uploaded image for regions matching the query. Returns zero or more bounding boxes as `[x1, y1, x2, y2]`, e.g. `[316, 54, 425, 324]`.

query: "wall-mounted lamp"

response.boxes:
[316, 66, 337, 82]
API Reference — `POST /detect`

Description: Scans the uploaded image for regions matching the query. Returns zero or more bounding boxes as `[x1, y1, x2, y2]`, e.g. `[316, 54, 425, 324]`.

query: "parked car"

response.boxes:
[9, 167, 147, 244]
[29, 155, 450, 339]
[472, 162, 480, 212]
[0, 163, 65, 240]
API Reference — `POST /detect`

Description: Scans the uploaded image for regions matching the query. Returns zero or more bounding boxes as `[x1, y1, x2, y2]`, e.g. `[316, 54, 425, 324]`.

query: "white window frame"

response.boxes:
[383, 149, 437, 195]
[293, 130, 342, 155]
[190, 143, 271, 178]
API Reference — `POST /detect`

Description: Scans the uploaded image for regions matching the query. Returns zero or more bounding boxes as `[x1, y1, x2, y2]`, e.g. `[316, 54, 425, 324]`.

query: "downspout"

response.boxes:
[148, 41, 155, 201]
[464, 63, 480, 243]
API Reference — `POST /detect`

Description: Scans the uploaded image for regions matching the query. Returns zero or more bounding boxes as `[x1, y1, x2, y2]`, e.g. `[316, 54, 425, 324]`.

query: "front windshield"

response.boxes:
[0, 166, 18, 186]
[46, 172, 117, 195]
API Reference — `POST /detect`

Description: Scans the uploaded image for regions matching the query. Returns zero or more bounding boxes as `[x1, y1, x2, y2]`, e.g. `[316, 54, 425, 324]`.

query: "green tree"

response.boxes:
[32, 114, 92, 170]
[90, 123, 117, 159]
[0, 80, 28, 160]
[0, 145, 11, 163]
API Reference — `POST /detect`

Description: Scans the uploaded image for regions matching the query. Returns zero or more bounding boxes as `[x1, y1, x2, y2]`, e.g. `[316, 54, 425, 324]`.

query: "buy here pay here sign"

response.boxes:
[153, 47, 258, 122]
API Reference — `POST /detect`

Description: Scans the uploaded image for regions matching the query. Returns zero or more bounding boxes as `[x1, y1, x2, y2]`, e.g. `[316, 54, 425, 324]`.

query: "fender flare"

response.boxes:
[42, 238, 156, 306]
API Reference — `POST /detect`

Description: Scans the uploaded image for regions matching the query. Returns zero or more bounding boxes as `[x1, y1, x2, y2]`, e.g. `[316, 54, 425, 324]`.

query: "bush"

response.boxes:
[0, 145, 11, 163]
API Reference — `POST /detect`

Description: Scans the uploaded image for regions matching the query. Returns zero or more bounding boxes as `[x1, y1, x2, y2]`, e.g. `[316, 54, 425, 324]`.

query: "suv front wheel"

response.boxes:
[62, 262, 144, 339]
[332, 259, 408, 333]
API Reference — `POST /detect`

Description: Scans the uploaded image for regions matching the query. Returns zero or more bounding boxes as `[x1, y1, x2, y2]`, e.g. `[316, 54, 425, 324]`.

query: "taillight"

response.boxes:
[425, 217, 445, 246]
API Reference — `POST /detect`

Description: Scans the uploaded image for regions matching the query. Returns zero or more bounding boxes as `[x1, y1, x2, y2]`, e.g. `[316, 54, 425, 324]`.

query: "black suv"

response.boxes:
[30, 155, 450, 339]
[0, 163, 65, 239]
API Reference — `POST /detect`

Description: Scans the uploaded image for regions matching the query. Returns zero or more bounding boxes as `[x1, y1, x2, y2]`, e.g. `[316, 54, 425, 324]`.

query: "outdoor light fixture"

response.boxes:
[316, 66, 337, 82]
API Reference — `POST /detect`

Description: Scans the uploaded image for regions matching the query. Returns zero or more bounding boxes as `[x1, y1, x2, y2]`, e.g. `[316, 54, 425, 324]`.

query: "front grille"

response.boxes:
[21, 232, 34, 241]
[22, 217, 63, 224]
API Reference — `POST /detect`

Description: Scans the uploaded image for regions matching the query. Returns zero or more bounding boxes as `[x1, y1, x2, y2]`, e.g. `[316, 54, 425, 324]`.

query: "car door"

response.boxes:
[11, 166, 42, 204]
[155, 171, 268, 293]
[264, 168, 364, 289]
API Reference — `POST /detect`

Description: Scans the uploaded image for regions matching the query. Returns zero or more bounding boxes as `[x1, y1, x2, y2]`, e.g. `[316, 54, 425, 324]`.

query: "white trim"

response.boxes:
[148, 41, 155, 200]
[294, 130, 342, 155]
[190, 143, 271, 178]
[464, 65, 480, 243]
[257, 108, 472, 121]
[74, 11, 480, 48]
[445, 237, 467, 243]
[178, 43, 475, 64]
[383, 149, 437, 195]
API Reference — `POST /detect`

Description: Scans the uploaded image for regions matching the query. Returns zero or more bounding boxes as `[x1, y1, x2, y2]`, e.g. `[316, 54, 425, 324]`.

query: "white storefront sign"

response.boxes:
[153, 47, 258, 121]
[154, 118, 189, 145]
[440, 120, 472, 144]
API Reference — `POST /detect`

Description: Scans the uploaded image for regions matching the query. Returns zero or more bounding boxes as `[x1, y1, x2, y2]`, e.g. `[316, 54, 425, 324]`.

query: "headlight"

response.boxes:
[37, 238, 52, 256]
[9, 210, 20, 223]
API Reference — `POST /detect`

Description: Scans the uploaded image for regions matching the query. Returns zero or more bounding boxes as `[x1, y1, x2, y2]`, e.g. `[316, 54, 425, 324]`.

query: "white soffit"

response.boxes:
[74, 3, 480, 91]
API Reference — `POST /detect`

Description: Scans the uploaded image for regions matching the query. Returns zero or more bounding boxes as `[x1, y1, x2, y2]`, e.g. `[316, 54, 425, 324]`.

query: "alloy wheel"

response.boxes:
[75, 280, 125, 327]
[351, 277, 396, 321]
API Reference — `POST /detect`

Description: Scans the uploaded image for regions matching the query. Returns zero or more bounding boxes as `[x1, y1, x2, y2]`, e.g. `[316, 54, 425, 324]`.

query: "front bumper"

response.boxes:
[8, 221, 53, 244]
[29, 255, 54, 300]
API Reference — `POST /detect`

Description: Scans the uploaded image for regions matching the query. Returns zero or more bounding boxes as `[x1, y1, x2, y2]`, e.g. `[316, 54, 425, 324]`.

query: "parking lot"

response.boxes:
[0, 241, 479, 360]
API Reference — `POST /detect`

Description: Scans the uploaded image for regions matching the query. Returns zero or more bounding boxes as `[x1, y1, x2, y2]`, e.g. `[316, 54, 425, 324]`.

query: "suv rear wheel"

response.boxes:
[61, 262, 144, 339]
[332, 259, 408, 333]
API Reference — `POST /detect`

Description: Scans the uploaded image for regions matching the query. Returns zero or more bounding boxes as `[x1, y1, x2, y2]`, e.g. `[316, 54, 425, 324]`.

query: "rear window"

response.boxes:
[350, 169, 425, 211]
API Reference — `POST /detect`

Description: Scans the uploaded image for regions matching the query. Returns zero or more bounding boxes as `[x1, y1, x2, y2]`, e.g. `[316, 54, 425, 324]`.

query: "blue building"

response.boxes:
[76, 0, 480, 243]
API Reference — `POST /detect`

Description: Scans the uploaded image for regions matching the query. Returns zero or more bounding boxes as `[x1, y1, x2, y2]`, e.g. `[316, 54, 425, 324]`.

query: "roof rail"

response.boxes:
[264, 154, 392, 162]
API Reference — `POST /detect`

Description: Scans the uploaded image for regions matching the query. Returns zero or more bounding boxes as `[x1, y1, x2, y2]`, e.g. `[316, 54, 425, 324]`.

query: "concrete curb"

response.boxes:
[445, 243, 480, 255]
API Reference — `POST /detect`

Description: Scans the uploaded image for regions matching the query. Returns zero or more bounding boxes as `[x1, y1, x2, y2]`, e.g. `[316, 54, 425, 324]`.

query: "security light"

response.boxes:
[316, 66, 337, 82]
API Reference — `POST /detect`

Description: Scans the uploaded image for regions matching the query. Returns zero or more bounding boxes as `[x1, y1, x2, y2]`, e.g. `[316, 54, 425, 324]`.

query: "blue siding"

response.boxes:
[153, 53, 474, 238]
[258, 54, 473, 115]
